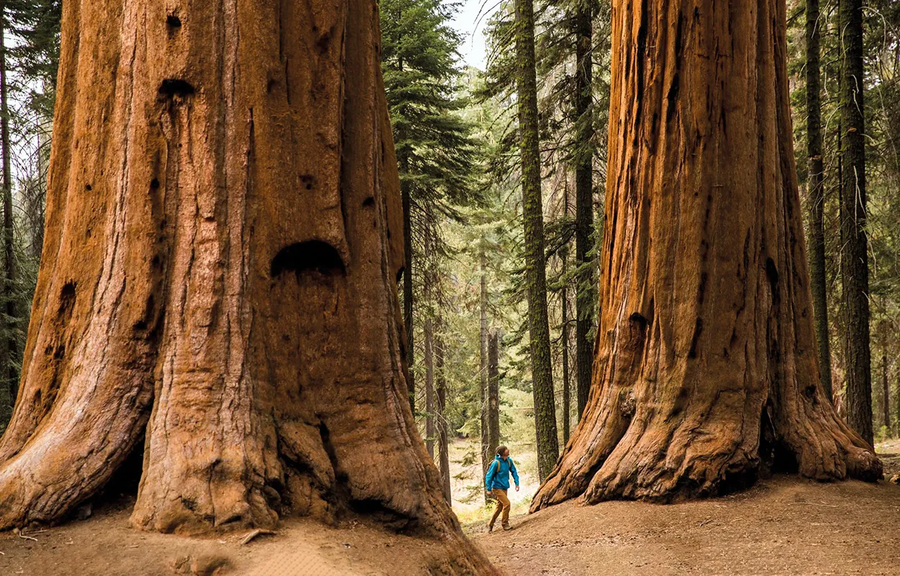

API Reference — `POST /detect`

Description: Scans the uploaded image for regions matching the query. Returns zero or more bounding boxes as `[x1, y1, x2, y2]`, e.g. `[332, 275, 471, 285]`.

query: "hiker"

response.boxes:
[484, 445, 519, 532]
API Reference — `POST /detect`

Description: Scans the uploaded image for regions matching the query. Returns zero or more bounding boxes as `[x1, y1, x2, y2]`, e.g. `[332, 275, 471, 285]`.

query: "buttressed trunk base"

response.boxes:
[0, 1, 494, 570]
[532, 0, 881, 511]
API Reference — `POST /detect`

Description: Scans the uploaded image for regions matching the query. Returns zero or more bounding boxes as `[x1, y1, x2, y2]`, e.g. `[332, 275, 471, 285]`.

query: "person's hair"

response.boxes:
[496, 445, 508, 456]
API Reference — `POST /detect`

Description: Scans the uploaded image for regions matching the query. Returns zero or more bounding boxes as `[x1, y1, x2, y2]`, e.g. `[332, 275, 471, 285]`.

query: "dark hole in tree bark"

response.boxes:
[271, 241, 344, 278]
[53, 344, 65, 360]
[90, 436, 145, 512]
[688, 317, 703, 358]
[629, 312, 648, 327]
[759, 407, 798, 477]
[804, 385, 818, 401]
[765, 257, 779, 286]
[150, 178, 160, 190]
[166, 14, 182, 29]
[349, 498, 414, 533]
[316, 32, 331, 54]
[318, 422, 351, 504]
[85, 184, 92, 191]
[158, 79, 195, 98]
[58, 282, 77, 317]
[362, 197, 375, 208]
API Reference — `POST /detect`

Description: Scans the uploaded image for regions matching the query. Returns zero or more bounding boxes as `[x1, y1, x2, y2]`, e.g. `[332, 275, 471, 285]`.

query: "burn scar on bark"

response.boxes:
[158, 79, 195, 99]
[270, 241, 345, 278]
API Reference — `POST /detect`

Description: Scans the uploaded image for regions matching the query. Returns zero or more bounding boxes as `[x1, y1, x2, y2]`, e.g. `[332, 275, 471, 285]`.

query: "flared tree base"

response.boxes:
[532, 391, 882, 511]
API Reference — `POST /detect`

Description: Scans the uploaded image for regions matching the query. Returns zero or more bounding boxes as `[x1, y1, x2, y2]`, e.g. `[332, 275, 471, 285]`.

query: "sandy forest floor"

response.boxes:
[0, 439, 898, 575]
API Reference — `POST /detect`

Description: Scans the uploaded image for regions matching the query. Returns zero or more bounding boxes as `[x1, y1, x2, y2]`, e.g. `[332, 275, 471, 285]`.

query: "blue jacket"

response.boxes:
[485, 455, 520, 491]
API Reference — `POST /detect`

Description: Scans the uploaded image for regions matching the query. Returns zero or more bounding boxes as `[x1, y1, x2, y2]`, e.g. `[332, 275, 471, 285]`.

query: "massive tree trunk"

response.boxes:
[435, 326, 451, 503]
[516, 0, 559, 481]
[0, 2, 495, 568]
[532, 0, 882, 510]
[805, 0, 832, 400]
[839, 0, 873, 447]
[574, 0, 595, 421]
[0, 10, 17, 409]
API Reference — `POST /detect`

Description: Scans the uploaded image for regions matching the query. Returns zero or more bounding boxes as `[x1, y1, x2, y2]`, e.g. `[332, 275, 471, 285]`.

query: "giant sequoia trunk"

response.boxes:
[0, 2, 494, 568]
[532, 0, 882, 510]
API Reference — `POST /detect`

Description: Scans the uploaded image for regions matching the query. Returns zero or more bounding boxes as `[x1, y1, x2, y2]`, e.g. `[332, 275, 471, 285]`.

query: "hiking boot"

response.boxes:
[501, 524, 512, 531]
[487, 524, 494, 533]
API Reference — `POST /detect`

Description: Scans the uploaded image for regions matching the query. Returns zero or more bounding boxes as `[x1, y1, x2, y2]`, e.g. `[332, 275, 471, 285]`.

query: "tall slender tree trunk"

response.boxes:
[479, 248, 490, 485]
[574, 0, 595, 420]
[516, 0, 559, 481]
[532, 0, 881, 511]
[839, 0, 873, 446]
[806, 0, 832, 400]
[401, 168, 415, 414]
[0, 6, 17, 410]
[487, 330, 500, 461]
[0, 4, 496, 568]
[435, 326, 451, 503]
[424, 315, 435, 459]
[882, 356, 890, 433]
[561, 248, 571, 444]
[896, 374, 900, 437]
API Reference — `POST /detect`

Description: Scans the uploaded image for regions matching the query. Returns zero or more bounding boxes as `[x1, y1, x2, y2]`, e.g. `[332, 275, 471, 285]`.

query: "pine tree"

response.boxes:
[380, 0, 477, 413]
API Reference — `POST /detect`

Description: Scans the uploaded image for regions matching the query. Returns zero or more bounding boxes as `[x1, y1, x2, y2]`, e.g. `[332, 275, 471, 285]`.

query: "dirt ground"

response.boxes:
[2, 442, 898, 575]
[471, 475, 900, 576]
[0, 497, 469, 576]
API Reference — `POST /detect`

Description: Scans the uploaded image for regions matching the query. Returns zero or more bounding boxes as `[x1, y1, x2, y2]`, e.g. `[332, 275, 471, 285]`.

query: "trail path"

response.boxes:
[471, 475, 900, 575]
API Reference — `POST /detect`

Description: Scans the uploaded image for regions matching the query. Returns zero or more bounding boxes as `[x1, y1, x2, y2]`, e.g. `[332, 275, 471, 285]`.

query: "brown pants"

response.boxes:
[489, 488, 511, 528]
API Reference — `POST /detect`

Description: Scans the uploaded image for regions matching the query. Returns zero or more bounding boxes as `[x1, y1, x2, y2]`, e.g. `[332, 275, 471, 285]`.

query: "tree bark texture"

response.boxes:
[896, 374, 900, 437]
[0, 3, 497, 568]
[805, 0, 832, 400]
[516, 0, 559, 482]
[487, 330, 500, 461]
[424, 316, 435, 459]
[0, 11, 18, 407]
[532, 0, 882, 511]
[435, 328, 451, 503]
[881, 356, 889, 432]
[561, 259, 571, 444]
[838, 0, 873, 447]
[401, 173, 415, 414]
[479, 249, 490, 482]
[574, 0, 595, 421]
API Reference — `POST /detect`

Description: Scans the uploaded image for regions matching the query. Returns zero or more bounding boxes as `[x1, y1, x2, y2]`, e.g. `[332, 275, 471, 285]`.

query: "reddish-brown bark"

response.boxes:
[0, 1, 495, 570]
[532, 0, 881, 510]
